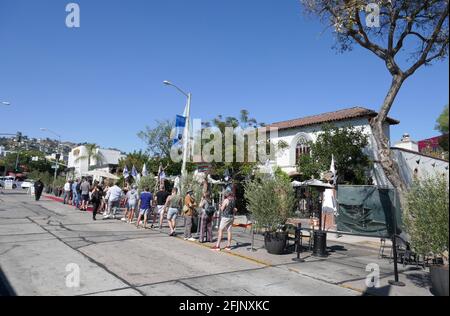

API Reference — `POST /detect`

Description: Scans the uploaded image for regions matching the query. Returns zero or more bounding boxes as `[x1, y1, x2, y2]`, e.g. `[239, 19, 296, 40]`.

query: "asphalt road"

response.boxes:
[0, 190, 431, 296]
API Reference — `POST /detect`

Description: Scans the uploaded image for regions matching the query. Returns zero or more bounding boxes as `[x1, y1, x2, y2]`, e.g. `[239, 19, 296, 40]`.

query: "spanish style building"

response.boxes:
[267, 106, 448, 187]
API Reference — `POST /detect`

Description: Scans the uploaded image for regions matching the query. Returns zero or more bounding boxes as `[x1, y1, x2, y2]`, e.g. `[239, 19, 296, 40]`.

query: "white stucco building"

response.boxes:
[392, 136, 449, 187]
[67, 146, 126, 179]
[267, 106, 449, 187]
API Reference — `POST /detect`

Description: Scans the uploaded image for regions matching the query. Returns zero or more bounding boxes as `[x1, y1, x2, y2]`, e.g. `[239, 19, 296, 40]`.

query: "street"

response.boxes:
[0, 190, 431, 296]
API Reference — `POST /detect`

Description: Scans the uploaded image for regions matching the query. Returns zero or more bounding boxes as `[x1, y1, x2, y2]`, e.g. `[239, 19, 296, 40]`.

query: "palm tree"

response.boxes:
[75, 144, 105, 171]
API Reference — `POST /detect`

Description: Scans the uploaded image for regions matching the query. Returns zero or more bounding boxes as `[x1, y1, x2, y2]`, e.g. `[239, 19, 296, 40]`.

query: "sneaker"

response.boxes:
[184, 238, 189, 241]
[211, 246, 221, 252]
[121, 218, 127, 222]
[224, 246, 232, 251]
[188, 238, 196, 242]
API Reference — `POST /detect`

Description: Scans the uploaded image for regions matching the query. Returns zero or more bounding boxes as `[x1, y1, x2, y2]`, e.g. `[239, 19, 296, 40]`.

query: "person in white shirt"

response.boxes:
[63, 180, 72, 205]
[103, 183, 123, 220]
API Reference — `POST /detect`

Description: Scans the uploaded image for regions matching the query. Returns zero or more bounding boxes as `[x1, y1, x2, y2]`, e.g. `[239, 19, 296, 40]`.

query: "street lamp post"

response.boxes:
[163, 81, 192, 195]
[40, 128, 62, 189]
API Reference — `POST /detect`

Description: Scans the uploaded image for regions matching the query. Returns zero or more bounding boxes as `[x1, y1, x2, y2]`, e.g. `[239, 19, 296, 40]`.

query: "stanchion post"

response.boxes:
[388, 191, 405, 287]
[247, 223, 257, 252]
[292, 223, 305, 262]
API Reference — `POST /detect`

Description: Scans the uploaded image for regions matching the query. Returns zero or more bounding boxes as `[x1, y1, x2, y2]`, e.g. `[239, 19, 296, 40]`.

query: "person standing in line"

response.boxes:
[136, 187, 152, 229]
[212, 192, 237, 251]
[34, 179, 44, 201]
[90, 185, 102, 221]
[76, 179, 82, 209]
[71, 179, 79, 208]
[164, 188, 182, 237]
[123, 185, 139, 224]
[155, 185, 170, 230]
[100, 182, 109, 213]
[80, 178, 91, 211]
[63, 180, 71, 204]
[199, 192, 214, 243]
[104, 182, 122, 220]
[183, 190, 197, 241]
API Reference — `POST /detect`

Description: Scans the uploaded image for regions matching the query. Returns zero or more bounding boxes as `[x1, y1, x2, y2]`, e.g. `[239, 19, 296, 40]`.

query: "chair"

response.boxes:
[379, 238, 391, 259]
[390, 235, 418, 267]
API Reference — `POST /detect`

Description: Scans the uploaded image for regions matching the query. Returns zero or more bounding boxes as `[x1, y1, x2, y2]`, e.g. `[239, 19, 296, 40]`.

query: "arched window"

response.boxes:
[290, 132, 313, 166]
[296, 142, 310, 165]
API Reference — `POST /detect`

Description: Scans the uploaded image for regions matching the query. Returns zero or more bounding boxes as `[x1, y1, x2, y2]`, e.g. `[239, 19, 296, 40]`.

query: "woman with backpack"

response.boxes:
[199, 192, 214, 243]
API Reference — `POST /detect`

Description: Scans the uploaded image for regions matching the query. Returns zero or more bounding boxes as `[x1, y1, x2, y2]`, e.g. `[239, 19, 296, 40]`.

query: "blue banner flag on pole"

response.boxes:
[174, 115, 186, 145]
[123, 166, 129, 179]
[131, 165, 138, 179]
[142, 163, 148, 177]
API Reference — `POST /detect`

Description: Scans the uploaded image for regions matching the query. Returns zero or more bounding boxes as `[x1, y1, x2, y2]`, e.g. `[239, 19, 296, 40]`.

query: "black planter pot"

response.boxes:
[430, 265, 449, 296]
[264, 232, 287, 255]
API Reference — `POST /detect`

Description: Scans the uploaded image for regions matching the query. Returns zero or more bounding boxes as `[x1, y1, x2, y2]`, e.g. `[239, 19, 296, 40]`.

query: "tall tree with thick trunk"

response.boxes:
[300, 0, 449, 208]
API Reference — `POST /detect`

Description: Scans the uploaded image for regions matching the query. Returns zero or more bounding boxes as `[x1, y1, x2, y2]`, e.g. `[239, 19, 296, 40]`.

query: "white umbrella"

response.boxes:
[85, 170, 120, 180]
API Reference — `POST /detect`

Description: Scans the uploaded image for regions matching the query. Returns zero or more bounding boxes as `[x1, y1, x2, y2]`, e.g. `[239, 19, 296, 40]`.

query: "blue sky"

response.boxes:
[0, 0, 448, 153]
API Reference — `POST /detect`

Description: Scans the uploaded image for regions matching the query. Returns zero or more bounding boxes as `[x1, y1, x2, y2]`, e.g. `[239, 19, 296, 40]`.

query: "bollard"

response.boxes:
[292, 223, 305, 262]
[247, 224, 257, 252]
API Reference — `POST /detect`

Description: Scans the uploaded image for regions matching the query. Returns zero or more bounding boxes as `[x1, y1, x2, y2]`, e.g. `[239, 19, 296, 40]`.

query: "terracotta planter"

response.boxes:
[430, 265, 449, 296]
[264, 232, 288, 255]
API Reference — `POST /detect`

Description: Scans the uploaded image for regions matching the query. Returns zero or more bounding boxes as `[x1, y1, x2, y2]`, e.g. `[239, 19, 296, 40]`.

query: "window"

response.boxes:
[296, 143, 310, 164]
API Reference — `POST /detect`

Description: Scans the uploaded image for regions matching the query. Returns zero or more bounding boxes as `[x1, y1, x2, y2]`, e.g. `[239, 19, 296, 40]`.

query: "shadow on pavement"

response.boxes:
[0, 267, 16, 296]
[362, 285, 392, 296]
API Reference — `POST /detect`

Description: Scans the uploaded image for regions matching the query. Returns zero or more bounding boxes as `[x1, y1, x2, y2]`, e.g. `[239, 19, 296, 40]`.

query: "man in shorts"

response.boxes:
[80, 178, 91, 211]
[155, 185, 170, 229]
[136, 187, 152, 229]
[164, 188, 182, 236]
[212, 192, 237, 251]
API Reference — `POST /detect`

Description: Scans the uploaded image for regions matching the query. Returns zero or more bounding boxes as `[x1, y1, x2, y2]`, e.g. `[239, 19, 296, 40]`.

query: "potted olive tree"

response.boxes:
[245, 172, 296, 255]
[405, 174, 449, 296]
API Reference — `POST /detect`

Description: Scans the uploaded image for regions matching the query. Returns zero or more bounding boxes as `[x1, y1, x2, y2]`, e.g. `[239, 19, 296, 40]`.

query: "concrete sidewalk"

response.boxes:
[0, 190, 433, 296]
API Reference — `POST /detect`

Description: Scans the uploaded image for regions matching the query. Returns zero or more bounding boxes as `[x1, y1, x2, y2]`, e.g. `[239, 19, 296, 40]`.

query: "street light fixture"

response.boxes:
[1, 101, 11, 106]
[163, 80, 192, 194]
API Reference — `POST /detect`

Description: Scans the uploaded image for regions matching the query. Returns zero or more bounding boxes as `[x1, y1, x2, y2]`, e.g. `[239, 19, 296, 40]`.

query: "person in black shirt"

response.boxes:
[34, 179, 44, 201]
[154, 185, 170, 230]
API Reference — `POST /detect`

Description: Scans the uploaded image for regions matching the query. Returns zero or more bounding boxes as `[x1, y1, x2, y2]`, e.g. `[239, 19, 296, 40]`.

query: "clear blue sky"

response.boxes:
[0, 0, 448, 153]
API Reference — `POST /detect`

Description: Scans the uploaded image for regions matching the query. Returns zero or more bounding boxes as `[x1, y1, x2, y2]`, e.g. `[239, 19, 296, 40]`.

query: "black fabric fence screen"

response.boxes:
[336, 185, 402, 238]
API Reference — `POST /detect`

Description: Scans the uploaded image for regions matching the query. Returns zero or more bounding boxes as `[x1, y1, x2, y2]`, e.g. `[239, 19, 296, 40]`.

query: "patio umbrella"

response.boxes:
[85, 170, 120, 180]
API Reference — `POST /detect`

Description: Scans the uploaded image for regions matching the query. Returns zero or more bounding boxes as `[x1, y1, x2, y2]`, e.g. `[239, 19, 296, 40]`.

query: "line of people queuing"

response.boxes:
[62, 178, 238, 251]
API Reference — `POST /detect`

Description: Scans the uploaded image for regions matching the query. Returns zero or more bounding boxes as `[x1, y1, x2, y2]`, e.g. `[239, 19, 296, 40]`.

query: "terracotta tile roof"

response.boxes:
[268, 107, 400, 131]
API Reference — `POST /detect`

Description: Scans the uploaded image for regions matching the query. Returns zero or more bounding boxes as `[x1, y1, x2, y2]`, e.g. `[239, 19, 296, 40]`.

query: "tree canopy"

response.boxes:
[299, 0, 449, 207]
[297, 125, 372, 184]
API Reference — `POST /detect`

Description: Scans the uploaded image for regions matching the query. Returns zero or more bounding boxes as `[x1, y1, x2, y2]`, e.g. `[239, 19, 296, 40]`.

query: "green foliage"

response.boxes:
[119, 150, 149, 174]
[138, 119, 174, 158]
[137, 176, 157, 194]
[436, 104, 449, 134]
[203, 109, 283, 180]
[405, 175, 449, 259]
[436, 104, 449, 152]
[244, 173, 296, 232]
[0, 150, 53, 174]
[297, 124, 372, 184]
[181, 173, 204, 202]
[27, 170, 53, 186]
[137, 120, 186, 176]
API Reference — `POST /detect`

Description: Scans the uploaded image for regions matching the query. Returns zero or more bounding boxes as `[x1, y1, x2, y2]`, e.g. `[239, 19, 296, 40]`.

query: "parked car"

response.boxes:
[21, 180, 35, 189]
[0, 176, 18, 189]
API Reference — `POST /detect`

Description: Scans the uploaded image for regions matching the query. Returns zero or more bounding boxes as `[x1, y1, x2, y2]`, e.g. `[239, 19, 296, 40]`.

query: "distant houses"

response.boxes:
[67, 146, 126, 179]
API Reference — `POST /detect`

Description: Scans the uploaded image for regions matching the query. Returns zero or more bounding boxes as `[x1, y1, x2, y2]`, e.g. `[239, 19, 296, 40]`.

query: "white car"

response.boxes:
[21, 180, 35, 189]
[0, 176, 18, 189]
